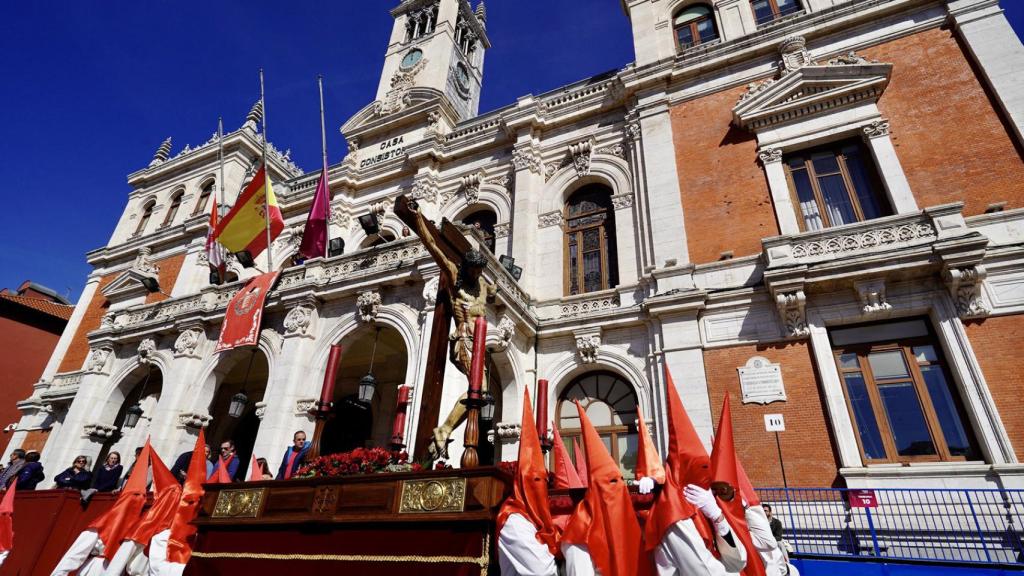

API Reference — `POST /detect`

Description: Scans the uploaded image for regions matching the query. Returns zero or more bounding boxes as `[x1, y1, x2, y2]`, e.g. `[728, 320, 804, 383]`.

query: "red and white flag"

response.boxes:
[214, 271, 279, 353]
[206, 197, 228, 282]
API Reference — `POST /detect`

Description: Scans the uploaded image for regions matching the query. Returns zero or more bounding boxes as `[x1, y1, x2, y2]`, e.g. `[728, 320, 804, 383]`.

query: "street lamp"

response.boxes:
[358, 328, 382, 405]
[229, 350, 257, 418]
[481, 390, 496, 421]
[123, 365, 153, 429]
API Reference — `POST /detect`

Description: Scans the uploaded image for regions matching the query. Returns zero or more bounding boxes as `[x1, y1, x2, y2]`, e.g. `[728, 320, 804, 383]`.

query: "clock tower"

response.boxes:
[377, 0, 489, 122]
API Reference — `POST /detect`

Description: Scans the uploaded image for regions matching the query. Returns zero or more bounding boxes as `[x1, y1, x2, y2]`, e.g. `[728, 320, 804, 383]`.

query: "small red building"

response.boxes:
[0, 281, 73, 453]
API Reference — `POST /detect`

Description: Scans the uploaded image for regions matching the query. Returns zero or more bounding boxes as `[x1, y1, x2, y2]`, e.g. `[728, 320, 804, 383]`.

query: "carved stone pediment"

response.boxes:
[102, 247, 161, 302]
[733, 59, 892, 131]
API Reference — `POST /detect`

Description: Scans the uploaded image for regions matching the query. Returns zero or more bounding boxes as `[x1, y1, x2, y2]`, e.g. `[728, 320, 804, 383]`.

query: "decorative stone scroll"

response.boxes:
[84, 423, 118, 440]
[494, 422, 522, 444]
[399, 477, 467, 514]
[569, 140, 593, 179]
[283, 304, 315, 338]
[574, 327, 602, 364]
[357, 290, 382, 323]
[138, 337, 157, 362]
[488, 315, 516, 354]
[738, 356, 786, 405]
[774, 289, 809, 339]
[173, 327, 203, 358]
[178, 411, 212, 430]
[511, 146, 542, 174]
[855, 279, 892, 317]
[85, 347, 113, 374]
[944, 265, 989, 319]
[538, 211, 563, 229]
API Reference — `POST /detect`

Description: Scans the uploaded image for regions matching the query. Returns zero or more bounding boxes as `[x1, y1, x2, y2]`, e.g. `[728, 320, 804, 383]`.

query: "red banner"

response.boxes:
[215, 272, 279, 353]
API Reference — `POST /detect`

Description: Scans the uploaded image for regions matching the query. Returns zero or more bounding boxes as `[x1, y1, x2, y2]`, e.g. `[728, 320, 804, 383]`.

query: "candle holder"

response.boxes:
[307, 344, 343, 461]
[460, 317, 488, 469]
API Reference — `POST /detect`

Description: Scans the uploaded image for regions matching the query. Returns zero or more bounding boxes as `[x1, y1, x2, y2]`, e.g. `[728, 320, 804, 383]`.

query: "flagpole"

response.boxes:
[217, 117, 225, 210]
[318, 74, 329, 259]
[259, 68, 274, 272]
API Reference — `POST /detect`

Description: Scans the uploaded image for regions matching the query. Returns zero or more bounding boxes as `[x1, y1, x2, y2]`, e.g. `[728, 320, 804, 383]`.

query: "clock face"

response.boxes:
[455, 62, 470, 91]
[400, 49, 423, 70]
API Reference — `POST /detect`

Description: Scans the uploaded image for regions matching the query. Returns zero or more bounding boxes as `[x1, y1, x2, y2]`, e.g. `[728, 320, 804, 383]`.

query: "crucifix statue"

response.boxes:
[394, 195, 496, 460]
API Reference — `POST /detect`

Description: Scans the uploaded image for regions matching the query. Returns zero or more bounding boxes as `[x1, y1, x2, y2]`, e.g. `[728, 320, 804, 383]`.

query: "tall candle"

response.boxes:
[320, 344, 343, 405]
[468, 317, 488, 394]
[536, 379, 549, 443]
[391, 385, 412, 447]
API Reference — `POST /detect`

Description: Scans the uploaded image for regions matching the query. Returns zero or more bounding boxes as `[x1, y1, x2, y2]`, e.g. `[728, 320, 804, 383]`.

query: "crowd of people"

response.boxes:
[0, 430, 312, 496]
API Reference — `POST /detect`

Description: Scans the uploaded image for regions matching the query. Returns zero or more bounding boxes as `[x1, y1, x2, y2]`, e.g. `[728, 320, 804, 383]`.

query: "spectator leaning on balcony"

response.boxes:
[276, 431, 310, 480]
[16, 451, 45, 490]
[171, 444, 213, 483]
[0, 450, 26, 490]
[55, 455, 93, 490]
[93, 452, 123, 492]
[214, 440, 240, 481]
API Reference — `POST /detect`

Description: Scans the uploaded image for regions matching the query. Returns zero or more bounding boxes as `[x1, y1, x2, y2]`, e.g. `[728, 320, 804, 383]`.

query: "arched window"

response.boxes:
[673, 4, 718, 49]
[193, 180, 214, 216]
[134, 200, 155, 237]
[564, 185, 618, 296]
[162, 190, 183, 227]
[462, 210, 497, 253]
[360, 231, 396, 249]
[558, 372, 639, 480]
[750, 0, 801, 25]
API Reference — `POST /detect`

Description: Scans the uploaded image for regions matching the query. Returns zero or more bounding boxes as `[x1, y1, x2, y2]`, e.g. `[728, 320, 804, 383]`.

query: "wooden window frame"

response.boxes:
[563, 191, 616, 297]
[134, 201, 155, 237]
[750, 0, 801, 25]
[555, 371, 639, 478]
[193, 182, 214, 216]
[783, 139, 889, 232]
[162, 191, 184, 228]
[673, 6, 718, 50]
[834, 335, 978, 465]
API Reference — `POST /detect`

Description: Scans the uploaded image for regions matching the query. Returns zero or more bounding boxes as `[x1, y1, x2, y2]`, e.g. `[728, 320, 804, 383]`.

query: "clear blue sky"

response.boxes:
[1, 2, 1021, 302]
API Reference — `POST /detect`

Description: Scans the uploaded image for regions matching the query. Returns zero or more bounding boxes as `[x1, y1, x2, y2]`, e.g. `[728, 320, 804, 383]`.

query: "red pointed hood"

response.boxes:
[496, 388, 558, 555]
[248, 454, 262, 482]
[645, 366, 711, 551]
[736, 458, 760, 508]
[90, 441, 152, 559]
[552, 427, 584, 490]
[572, 439, 588, 487]
[635, 406, 666, 484]
[0, 480, 17, 552]
[564, 401, 650, 576]
[711, 395, 765, 576]
[167, 429, 208, 565]
[129, 447, 181, 545]
[211, 456, 231, 483]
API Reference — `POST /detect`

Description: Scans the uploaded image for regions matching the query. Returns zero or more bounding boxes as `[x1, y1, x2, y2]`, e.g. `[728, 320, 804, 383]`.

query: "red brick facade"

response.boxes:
[703, 342, 842, 487]
[964, 315, 1024, 461]
[670, 27, 1024, 265]
[58, 253, 187, 373]
[671, 87, 778, 265]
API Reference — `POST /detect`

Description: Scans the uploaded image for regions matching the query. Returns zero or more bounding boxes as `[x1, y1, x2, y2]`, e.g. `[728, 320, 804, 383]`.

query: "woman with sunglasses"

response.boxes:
[54, 455, 93, 490]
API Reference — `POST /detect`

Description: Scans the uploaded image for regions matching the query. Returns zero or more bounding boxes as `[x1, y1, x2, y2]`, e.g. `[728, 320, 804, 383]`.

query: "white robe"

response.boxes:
[561, 543, 597, 576]
[654, 517, 746, 576]
[51, 530, 108, 576]
[497, 513, 556, 576]
[147, 530, 171, 576]
[745, 507, 799, 576]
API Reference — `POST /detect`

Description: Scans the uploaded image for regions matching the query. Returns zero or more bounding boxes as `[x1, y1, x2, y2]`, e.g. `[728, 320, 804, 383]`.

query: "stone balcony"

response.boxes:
[90, 236, 534, 344]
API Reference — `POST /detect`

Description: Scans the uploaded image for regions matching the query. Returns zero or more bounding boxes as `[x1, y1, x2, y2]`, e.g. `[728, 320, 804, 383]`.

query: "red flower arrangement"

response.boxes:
[296, 447, 423, 478]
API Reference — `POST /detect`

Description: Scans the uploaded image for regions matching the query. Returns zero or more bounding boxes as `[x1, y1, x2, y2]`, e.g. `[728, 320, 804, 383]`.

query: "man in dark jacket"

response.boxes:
[170, 444, 213, 483]
[0, 450, 26, 490]
[16, 451, 45, 490]
[276, 431, 310, 480]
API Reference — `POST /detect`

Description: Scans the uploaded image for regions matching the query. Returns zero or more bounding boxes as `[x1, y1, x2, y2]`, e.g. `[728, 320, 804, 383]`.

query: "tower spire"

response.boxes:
[149, 137, 172, 167]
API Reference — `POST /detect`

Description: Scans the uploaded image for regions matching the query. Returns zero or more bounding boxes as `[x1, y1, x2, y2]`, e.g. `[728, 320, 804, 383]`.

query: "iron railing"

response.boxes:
[756, 487, 1024, 566]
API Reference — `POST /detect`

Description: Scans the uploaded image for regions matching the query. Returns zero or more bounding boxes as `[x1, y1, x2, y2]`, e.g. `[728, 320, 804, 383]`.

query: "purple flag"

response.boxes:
[298, 164, 330, 260]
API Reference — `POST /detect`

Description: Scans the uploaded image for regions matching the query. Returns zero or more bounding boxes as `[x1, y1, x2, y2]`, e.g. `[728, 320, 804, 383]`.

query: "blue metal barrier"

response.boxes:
[756, 487, 1024, 566]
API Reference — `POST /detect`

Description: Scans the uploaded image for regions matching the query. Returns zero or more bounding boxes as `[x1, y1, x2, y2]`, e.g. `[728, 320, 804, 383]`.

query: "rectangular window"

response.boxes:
[784, 140, 891, 232]
[831, 321, 979, 464]
[751, 0, 802, 25]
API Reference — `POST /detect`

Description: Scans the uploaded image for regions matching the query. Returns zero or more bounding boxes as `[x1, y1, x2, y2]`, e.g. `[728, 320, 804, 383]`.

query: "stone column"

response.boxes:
[637, 96, 690, 269]
[656, 311, 714, 452]
[805, 313, 862, 468]
[862, 121, 918, 214]
[949, 0, 1024, 146]
[39, 275, 102, 380]
[510, 131, 545, 295]
[759, 148, 802, 235]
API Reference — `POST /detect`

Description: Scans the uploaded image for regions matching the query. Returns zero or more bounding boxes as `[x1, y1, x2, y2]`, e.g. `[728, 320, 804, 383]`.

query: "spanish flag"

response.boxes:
[213, 164, 284, 258]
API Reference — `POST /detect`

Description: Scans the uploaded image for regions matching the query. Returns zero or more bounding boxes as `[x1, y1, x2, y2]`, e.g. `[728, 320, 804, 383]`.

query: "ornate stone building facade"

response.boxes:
[11, 0, 1024, 490]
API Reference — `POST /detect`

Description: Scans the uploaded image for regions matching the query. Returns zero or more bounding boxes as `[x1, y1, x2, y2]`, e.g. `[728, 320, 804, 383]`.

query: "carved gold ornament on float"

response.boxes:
[399, 477, 467, 513]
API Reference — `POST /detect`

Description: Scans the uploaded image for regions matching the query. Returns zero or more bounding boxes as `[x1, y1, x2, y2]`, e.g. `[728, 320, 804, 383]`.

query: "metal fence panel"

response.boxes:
[756, 487, 1024, 566]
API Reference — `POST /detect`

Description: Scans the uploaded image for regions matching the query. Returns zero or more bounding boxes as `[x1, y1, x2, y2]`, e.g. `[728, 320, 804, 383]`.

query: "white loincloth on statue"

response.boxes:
[654, 516, 746, 576]
[497, 513, 556, 576]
